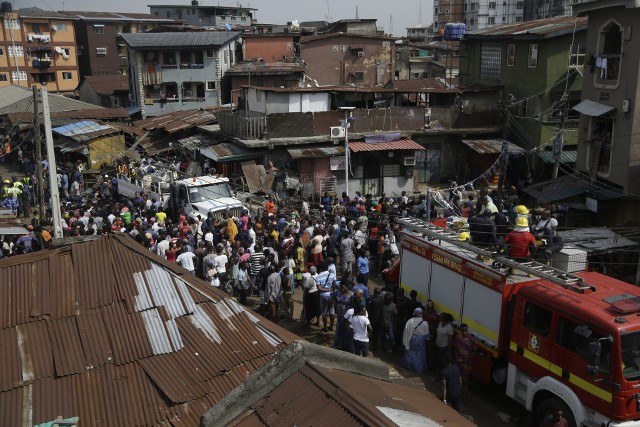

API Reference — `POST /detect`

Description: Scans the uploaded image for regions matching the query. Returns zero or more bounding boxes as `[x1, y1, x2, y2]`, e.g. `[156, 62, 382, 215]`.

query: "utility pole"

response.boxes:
[32, 87, 45, 220]
[339, 107, 355, 197]
[41, 89, 63, 239]
[552, 112, 565, 179]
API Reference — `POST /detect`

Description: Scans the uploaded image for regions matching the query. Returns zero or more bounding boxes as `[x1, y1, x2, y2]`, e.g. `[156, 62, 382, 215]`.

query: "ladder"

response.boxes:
[396, 217, 595, 294]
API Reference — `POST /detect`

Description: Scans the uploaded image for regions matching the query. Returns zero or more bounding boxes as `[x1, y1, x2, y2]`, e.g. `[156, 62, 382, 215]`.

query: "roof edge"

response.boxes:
[200, 340, 391, 426]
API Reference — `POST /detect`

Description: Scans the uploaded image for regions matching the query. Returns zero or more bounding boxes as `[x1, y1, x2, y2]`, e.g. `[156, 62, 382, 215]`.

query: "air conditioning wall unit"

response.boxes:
[403, 156, 416, 166]
[330, 126, 345, 138]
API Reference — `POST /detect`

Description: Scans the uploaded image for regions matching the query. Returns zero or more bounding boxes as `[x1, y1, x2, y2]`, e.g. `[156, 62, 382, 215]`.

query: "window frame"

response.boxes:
[62, 71, 73, 80]
[528, 44, 539, 68]
[206, 80, 216, 91]
[524, 301, 552, 338]
[205, 48, 215, 58]
[507, 44, 515, 67]
[0, 73, 7, 82]
[93, 24, 105, 35]
[569, 42, 586, 66]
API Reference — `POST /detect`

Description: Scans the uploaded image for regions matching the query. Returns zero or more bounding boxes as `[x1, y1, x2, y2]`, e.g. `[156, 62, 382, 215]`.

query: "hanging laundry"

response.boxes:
[600, 57, 608, 79]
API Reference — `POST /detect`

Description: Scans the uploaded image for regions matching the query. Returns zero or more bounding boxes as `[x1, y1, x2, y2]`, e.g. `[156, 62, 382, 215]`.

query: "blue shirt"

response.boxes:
[357, 256, 369, 274]
[315, 270, 336, 293]
[352, 283, 370, 301]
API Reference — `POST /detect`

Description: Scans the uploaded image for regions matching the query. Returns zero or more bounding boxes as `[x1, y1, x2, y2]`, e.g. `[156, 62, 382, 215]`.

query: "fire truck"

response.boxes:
[396, 217, 640, 427]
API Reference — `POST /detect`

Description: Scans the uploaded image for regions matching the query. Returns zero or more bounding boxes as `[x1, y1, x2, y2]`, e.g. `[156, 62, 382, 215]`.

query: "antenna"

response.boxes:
[389, 13, 393, 36]
[419, 1, 422, 24]
[326, 0, 331, 22]
[355, 4, 359, 19]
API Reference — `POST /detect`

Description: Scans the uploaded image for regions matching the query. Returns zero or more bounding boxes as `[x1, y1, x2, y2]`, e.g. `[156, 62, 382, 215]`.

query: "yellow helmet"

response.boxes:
[3, 179, 10, 184]
[457, 231, 471, 241]
[514, 205, 529, 215]
[515, 216, 529, 227]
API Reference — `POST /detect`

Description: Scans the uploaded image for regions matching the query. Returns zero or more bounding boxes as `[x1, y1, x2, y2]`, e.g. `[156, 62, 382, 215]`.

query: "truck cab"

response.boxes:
[172, 176, 243, 221]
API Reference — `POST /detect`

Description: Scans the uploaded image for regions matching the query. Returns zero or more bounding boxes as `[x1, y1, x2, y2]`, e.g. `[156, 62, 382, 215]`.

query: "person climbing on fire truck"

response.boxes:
[503, 216, 537, 262]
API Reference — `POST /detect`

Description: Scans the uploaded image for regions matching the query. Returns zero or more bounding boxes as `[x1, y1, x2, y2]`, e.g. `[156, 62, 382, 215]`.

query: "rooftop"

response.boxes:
[300, 32, 397, 43]
[82, 75, 129, 96]
[148, 4, 257, 11]
[134, 109, 218, 133]
[16, 7, 73, 20]
[120, 31, 240, 48]
[225, 61, 306, 75]
[466, 15, 588, 39]
[0, 85, 113, 116]
[0, 234, 295, 426]
[61, 10, 175, 23]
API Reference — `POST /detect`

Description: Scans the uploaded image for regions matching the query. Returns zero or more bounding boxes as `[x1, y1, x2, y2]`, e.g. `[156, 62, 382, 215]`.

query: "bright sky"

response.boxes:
[13, 0, 434, 36]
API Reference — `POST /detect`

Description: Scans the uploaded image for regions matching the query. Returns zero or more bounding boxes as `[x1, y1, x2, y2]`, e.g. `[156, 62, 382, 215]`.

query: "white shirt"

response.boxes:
[350, 314, 371, 342]
[177, 252, 197, 271]
[214, 254, 228, 273]
[157, 239, 170, 259]
[536, 217, 558, 232]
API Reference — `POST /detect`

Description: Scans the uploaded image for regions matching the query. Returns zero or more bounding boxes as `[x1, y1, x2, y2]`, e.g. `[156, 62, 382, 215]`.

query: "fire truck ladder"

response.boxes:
[397, 217, 596, 294]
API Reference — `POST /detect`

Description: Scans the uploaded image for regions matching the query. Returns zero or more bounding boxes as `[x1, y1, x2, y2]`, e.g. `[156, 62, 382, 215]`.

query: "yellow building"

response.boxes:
[0, 7, 79, 93]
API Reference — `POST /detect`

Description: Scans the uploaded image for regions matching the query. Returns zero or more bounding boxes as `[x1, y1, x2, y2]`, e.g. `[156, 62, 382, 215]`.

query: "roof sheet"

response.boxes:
[135, 109, 217, 133]
[558, 228, 638, 254]
[17, 7, 71, 19]
[226, 61, 306, 75]
[288, 145, 345, 159]
[7, 108, 129, 125]
[460, 138, 527, 155]
[572, 99, 615, 117]
[466, 15, 588, 38]
[0, 234, 295, 427]
[200, 142, 258, 162]
[0, 85, 109, 115]
[392, 78, 459, 92]
[121, 31, 240, 48]
[522, 173, 624, 203]
[82, 75, 129, 95]
[52, 120, 119, 142]
[62, 10, 174, 22]
[349, 139, 425, 152]
[538, 150, 577, 164]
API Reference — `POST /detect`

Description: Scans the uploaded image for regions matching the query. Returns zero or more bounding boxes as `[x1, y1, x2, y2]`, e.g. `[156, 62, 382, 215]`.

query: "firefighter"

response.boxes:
[457, 231, 470, 242]
[6, 181, 22, 214]
[503, 217, 537, 275]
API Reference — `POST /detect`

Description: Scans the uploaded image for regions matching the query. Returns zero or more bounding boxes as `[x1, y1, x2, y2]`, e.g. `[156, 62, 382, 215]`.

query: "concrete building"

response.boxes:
[406, 24, 431, 42]
[242, 33, 296, 61]
[434, 0, 525, 33]
[433, 0, 464, 35]
[121, 31, 240, 118]
[0, 7, 79, 93]
[300, 33, 396, 86]
[78, 75, 129, 109]
[225, 61, 306, 106]
[60, 11, 173, 78]
[524, 0, 572, 21]
[148, 1, 256, 29]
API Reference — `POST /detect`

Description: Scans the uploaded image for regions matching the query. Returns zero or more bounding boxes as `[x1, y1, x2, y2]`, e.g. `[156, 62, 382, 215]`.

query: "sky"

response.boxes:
[12, 0, 434, 36]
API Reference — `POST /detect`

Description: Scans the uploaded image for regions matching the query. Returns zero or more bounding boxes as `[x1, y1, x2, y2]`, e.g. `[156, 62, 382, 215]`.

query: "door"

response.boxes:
[511, 298, 554, 373]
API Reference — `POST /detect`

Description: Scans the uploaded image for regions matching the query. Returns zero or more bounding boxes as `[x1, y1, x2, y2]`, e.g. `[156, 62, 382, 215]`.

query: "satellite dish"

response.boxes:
[55, 47, 62, 53]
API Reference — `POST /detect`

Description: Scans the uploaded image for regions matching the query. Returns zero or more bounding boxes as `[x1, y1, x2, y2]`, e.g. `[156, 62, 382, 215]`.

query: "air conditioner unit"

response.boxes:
[330, 126, 345, 138]
[357, 51, 364, 57]
[403, 156, 416, 166]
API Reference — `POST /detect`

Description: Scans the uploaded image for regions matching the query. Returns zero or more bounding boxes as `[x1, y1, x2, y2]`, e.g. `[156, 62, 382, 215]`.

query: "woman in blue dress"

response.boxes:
[333, 283, 354, 352]
[401, 307, 431, 374]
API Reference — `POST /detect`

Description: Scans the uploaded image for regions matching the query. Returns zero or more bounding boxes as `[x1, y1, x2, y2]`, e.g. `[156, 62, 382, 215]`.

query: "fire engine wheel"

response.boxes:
[534, 397, 576, 427]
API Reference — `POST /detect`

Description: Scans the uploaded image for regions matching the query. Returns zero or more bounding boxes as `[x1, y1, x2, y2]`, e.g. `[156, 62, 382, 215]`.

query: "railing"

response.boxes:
[32, 59, 52, 69]
[179, 63, 205, 69]
[161, 64, 178, 69]
[182, 97, 205, 103]
[217, 111, 267, 140]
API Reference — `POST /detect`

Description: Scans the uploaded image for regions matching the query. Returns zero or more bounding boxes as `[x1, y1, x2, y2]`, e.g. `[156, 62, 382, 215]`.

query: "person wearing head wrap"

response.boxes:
[401, 307, 431, 373]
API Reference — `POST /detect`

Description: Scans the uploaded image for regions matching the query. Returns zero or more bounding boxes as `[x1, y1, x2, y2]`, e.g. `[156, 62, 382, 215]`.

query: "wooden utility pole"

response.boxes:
[32, 87, 45, 220]
[40, 89, 63, 239]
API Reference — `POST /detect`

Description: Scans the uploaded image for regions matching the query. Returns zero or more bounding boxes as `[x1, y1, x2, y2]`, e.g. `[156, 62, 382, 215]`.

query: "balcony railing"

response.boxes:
[32, 59, 52, 69]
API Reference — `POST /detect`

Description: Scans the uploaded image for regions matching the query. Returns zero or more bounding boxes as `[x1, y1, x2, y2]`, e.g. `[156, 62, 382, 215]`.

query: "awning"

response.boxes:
[572, 99, 615, 117]
[538, 150, 577, 164]
[349, 139, 424, 152]
[460, 139, 526, 155]
[200, 143, 258, 162]
[288, 146, 345, 159]
[521, 174, 623, 203]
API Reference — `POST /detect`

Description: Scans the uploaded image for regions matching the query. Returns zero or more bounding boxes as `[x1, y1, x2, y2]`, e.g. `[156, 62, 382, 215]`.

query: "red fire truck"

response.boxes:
[396, 217, 640, 427]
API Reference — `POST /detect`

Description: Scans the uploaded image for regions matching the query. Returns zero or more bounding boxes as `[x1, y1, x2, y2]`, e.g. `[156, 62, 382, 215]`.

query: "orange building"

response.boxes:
[243, 34, 296, 62]
[0, 7, 80, 93]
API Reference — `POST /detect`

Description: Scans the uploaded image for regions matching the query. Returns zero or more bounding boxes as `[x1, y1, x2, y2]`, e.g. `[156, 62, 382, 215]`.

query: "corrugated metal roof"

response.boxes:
[349, 139, 425, 152]
[466, 15, 588, 39]
[522, 173, 624, 203]
[460, 138, 527, 155]
[52, 120, 119, 142]
[0, 219, 27, 235]
[135, 109, 217, 133]
[0, 85, 112, 115]
[7, 108, 130, 125]
[538, 150, 577, 164]
[288, 145, 345, 159]
[82, 75, 129, 95]
[226, 62, 306, 75]
[121, 31, 240, 48]
[572, 99, 615, 117]
[62, 10, 174, 22]
[558, 228, 637, 254]
[392, 78, 459, 92]
[200, 142, 259, 162]
[0, 234, 295, 426]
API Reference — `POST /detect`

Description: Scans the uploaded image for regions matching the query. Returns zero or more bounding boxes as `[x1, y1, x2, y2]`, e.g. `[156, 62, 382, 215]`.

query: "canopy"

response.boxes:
[572, 99, 615, 117]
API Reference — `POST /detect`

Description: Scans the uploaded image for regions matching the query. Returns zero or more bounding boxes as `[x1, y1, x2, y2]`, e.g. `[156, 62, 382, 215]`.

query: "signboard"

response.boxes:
[330, 155, 346, 170]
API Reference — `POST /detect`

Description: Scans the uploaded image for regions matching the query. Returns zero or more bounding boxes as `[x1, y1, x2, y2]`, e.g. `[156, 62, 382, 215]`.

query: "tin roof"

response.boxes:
[121, 31, 240, 48]
[17, 7, 73, 20]
[349, 139, 424, 152]
[522, 173, 624, 203]
[134, 109, 217, 133]
[82, 75, 129, 95]
[466, 16, 588, 39]
[558, 228, 637, 255]
[0, 218, 27, 235]
[460, 138, 527, 155]
[288, 145, 345, 159]
[199, 142, 259, 162]
[61, 10, 175, 23]
[6, 108, 129, 125]
[52, 120, 120, 142]
[0, 85, 111, 115]
[0, 234, 295, 426]
[538, 149, 577, 164]
[225, 61, 306, 75]
[392, 78, 459, 93]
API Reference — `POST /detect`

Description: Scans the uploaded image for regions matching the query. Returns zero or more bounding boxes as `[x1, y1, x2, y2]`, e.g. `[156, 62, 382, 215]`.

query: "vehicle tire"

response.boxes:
[534, 397, 576, 427]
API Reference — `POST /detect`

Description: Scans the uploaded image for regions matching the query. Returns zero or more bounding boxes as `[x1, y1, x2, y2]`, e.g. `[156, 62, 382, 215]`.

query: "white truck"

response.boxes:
[396, 217, 640, 427]
[118, 173, 244, 221]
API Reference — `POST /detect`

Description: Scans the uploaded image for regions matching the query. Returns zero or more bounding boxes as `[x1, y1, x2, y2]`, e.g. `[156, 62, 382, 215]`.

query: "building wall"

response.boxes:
[301, 35, 395, 86]
[88, 133, 125, 167]
[243, 36, 294, 61]
[0, 13, 80, 92]
[149, 6, 253, 28]
[576, 7, 640, 195]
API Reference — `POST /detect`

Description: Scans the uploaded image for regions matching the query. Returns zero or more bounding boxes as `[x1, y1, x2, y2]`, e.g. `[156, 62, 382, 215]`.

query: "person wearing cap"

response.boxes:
[15, 226, 36, 254]
[401, 307, 431, 374]
[504, 216, 537, 261]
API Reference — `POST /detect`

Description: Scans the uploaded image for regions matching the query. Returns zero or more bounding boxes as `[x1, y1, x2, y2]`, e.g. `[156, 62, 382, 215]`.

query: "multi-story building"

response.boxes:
[571, 0, 640, 219]
[61, 11, 174, 78]
[434, 0, 525, 33]
[433, 0, 464, 35]
[0, 7, 79, 93]
[524, 0, 571, 21]
[121, 31, 239, 117]
[300, 33, 396, 86]
[148, 1, 256, 29]
[406, 24, 431, 42]
[460, 16, 587, 152]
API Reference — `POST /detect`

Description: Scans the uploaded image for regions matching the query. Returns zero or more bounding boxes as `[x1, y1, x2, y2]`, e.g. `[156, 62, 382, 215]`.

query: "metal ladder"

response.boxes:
[397, 217, 595, 293]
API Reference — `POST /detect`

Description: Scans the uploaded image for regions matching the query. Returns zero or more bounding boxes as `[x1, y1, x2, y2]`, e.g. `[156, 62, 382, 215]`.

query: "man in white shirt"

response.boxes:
[534, 209, 558, 235]
[176, 248, 198, 275]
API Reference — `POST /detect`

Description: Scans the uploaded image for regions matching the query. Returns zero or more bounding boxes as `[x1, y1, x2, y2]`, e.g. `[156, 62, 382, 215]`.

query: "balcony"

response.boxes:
[595, 55, 620, 87]
[32, 58, 52, 69]
[27, 33, 51, 44]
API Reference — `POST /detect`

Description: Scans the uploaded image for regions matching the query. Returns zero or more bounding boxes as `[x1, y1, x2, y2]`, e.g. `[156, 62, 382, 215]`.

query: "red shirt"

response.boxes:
[266, 201, 275, 214]
[504, 230, 536, 258]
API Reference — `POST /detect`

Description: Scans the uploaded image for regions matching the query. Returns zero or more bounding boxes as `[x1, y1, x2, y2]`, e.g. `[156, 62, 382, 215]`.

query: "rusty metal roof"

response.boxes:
[392, 78, 459, 93]
[287, 145, 345, 159]
[349, 139, 425, 152]
[134, 109, 218, 133]
[231, 363, 476, 427]
[460, 138, 527, 155]
[226, 61, 306, 75]
[0, 234, 295, 426]
[466, 15, 588, 39]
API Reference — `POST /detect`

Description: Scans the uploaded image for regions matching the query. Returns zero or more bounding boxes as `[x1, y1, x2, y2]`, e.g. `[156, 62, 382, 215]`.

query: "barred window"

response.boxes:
[480, 42, 501, 81]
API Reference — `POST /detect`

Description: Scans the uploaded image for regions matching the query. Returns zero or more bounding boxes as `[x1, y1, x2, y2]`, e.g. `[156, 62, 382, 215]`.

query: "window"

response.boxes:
[471, 3, 477, 10]
[382, 164, 400, 177]
[0, 48, 3, 56]
[4, 19, 20, 30]
[570, 42, 586, 66]
[502, 16, 506, 22]
[223, 50, 228, 65]
[516, 16, 523, 22]
[333, 45, 339, 51]
[597, 21, 623, 84]
[206, 81, 216, 91]
[489, 2, 496, 8]
[94, 25, 104, 34]
[480, 42, 501, 81]
[53, 23, 67, 31]
[438, 6, 442, 13]
[11, 70, 27, 81]
[382, 41, 390, 47]
[464, 4, 468, 11]
[119, 66, 128, 76]
[524, 302, 552, 337]
[62, 71, 73, 80]
[61, 48, 70, 56]
[507, 44, 515, 67]
[98, 70, 109, 76]
[349, 71, 364, 83]
[96, 47, 107, 56]
[516, 1, 524, 8]
[0, 74, 6, 81]
[528, 44, 538, 67]
[205, 48, 214, 58]
[557, 317, 611, 375]
[8, 45, 23, 57]
[587, 116, 614, 176]
[488, 17, 495, 24]
[256, 90, 261, 102]
[31, 23, 41, 33]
